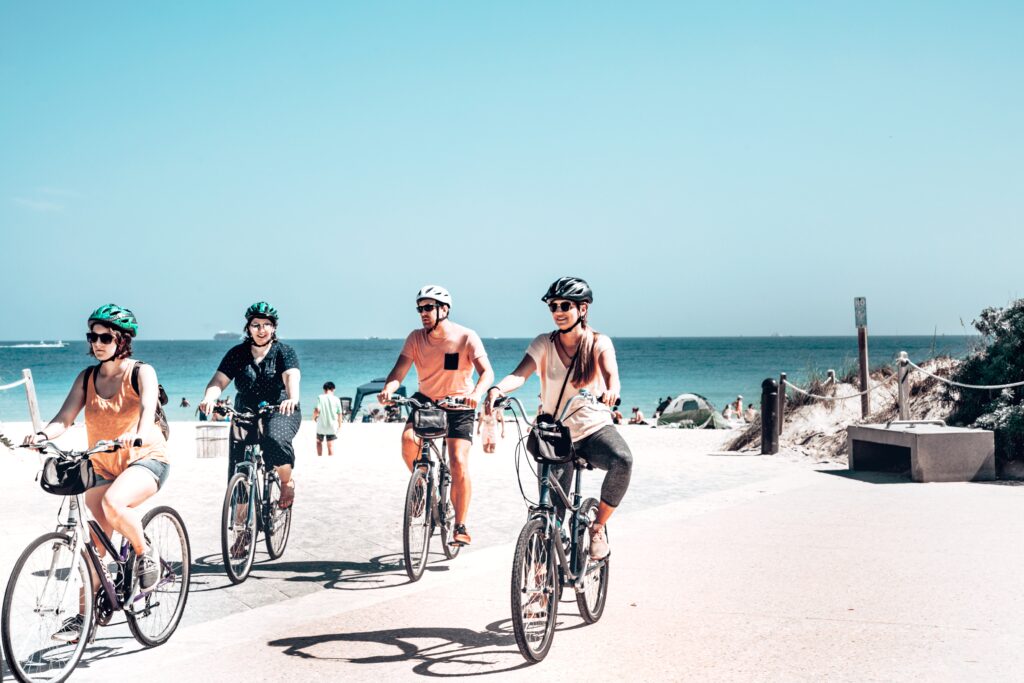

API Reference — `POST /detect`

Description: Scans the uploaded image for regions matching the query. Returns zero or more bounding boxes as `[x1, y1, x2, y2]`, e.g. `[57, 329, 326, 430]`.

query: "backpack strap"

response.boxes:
[130, 361, 143, 396]
[81, 364, 101, 397]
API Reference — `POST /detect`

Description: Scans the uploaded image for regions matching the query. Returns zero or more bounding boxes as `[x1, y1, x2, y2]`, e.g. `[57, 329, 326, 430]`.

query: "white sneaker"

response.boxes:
[589, 523, 610, 560]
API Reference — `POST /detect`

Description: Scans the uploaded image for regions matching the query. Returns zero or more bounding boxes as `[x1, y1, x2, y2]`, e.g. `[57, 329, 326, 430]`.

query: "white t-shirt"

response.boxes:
[525, 332, 615, 442]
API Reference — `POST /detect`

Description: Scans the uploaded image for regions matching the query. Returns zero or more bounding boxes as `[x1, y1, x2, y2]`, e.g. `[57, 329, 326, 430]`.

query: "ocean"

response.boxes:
[0, 336, 975, 424]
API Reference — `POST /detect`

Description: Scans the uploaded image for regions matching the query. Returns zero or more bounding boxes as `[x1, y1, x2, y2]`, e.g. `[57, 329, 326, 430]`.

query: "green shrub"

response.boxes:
[948, 300, 1024, 468]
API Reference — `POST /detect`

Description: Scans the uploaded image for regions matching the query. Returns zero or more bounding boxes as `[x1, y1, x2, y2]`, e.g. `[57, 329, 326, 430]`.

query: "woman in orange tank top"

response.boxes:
[24, 304, 169, 593]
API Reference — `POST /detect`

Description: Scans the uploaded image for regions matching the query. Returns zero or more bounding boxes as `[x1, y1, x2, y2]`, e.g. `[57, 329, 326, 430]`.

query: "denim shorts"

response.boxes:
[91, 459, 171, 491]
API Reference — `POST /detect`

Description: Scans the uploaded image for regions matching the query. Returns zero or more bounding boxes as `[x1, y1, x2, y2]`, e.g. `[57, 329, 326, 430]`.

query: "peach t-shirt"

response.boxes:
[400, 321, 487, 405]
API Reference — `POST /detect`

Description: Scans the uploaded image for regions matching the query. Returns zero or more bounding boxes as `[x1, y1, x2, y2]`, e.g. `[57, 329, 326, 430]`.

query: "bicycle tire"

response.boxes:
[264, 472, 293, 560]
[510, 518, 558, 662]
[402, 467, 431, 582]
[2, 532, 94, 683]
[125, 506, 191, 647]
[574, 498, 610, 623]
[438, 480, 460, 560]
[221, 472, 258, 584]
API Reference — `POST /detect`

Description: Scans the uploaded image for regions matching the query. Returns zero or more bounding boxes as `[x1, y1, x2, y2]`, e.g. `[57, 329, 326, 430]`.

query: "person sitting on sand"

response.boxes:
[487, 276, 632, 560]
[628, 406, 647, 425]
[654, 395, 672, 419]
[723, 403, 736, 420]
[744, 403, 758, 422]
[611, 399, 624, 425]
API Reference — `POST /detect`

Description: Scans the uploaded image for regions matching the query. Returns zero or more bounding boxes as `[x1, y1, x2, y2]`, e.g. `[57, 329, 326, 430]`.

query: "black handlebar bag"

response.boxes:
[412, 406, 448, 439]
[231, 413, 266, 446]
[525, 350, 579, 465]
[40, 457, 96, 496]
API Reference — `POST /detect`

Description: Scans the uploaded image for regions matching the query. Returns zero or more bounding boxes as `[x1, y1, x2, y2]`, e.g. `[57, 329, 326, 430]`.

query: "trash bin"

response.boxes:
[196, 423, 229, 458]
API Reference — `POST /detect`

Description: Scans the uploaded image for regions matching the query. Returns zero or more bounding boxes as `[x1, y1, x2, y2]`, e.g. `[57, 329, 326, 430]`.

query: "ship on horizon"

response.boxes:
[213, 330, 240, 341]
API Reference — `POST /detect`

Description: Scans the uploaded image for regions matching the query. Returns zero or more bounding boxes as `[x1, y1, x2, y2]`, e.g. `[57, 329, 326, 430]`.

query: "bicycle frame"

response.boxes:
[232, 444, 269, 533]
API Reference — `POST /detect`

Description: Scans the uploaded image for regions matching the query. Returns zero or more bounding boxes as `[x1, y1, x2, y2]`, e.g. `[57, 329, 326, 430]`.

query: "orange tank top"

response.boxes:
[84, 362, 169, 480]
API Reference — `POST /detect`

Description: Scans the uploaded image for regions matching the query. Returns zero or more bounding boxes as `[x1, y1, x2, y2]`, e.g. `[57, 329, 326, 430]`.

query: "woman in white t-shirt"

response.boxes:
[486, 277, 632, 560]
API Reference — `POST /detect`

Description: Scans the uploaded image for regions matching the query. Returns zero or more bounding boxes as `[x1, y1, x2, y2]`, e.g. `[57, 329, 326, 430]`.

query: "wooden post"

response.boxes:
[777, 372, 786, 437]
[897, 352, 910, 420]
[761, 379, 779, 455]
[854, 298, 870, 418]
[22, 369, 43, 433]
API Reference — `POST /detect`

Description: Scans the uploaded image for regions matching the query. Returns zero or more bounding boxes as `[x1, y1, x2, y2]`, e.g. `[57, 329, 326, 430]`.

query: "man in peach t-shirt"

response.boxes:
[379, 285, 494, 547]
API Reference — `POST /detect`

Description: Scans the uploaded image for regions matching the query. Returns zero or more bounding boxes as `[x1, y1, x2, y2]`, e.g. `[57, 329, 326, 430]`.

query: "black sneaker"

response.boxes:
[136, 547, 161, 591]
[52, 614, 85, 643]
[452, 524, 472, 546]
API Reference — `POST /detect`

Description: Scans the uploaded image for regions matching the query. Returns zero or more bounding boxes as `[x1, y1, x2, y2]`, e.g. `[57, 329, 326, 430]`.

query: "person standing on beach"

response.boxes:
[199, 302, 301, 508]
[378, 285, 494, 547]
[487, 277, 633, 560]
[23, 304, 170, 641]
[476, 404, 504, 453]
[312, 381, 343, 456]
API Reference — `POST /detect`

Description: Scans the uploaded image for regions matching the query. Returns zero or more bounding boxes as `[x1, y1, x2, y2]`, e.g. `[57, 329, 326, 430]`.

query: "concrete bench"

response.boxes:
[847, 423, 995, 482]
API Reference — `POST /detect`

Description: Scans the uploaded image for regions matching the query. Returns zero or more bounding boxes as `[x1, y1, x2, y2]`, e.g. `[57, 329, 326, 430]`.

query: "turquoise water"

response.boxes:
[0, 336, 975, 423]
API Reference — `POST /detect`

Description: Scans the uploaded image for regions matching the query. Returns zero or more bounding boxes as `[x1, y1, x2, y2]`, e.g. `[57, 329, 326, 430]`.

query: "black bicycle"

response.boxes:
[218, 403, 293, 584]
[1, 440, 191, 683]
[494, 391, 611, 662]
[387, 395, 465, 582]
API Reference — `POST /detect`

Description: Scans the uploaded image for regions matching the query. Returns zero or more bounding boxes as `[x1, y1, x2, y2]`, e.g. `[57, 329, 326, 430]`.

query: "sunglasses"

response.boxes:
[86, 332, 116, 345]
[416, 304, 439, 313]
[548, 301, 576, 312]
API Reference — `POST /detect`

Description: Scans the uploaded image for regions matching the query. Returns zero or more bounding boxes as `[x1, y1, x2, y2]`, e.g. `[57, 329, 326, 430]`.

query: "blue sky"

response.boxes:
[2, 2, 1021, 340]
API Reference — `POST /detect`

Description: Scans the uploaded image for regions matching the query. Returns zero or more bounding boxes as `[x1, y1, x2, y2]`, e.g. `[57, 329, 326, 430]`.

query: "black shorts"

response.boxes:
[316, 433, 337, 442]
[406, 392, 475, 443]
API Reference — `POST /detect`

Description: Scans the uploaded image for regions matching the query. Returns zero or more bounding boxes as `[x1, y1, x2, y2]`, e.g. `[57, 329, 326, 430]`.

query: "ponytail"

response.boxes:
[549, 322, 600, 389]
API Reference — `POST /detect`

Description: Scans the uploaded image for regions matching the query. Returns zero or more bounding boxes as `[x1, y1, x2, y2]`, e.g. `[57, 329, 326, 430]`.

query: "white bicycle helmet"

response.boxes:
[416, 285, 452, 308]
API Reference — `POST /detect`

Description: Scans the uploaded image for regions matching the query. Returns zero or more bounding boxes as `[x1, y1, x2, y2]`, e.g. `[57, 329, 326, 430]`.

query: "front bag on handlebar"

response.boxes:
[40, 456, 96, 495]
[412, 406, 448, 439]
[526, 414, 575, 464]
[231, 413, 266, 445]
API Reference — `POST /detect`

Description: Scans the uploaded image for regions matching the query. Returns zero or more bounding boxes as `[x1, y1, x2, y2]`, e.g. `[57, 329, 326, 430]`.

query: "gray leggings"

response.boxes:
[554, 424, 633, 511]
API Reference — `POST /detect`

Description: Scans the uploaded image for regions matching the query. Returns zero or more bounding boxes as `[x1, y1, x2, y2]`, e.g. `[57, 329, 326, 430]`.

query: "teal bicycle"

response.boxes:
[493, 391, 611, 662]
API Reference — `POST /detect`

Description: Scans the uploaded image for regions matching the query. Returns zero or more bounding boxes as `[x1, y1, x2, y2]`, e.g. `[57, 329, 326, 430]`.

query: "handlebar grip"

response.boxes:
[132, 438, 143, 448]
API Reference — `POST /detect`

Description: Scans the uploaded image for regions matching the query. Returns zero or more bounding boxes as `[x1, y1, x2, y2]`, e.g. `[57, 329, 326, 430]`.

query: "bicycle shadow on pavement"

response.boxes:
[267, 605, 596, 677]
[188, 551, 452, 593]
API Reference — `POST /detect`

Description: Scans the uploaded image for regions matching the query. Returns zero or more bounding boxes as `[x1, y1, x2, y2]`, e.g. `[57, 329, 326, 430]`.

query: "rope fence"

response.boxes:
[0, 369, 43, 432]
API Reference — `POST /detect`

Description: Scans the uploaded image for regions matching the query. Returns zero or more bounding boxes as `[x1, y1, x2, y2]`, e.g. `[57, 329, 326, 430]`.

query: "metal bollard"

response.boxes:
[761, 378, 779, 455]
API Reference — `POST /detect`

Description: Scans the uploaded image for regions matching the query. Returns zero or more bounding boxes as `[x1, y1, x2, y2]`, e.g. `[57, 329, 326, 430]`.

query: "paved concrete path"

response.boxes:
[2, 424, 1022, 680]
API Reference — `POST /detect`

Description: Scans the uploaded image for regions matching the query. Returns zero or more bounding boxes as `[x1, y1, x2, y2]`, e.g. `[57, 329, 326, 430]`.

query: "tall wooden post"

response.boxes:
[897, 352, 910, 420]
[777, 372, 786, 436]
[855, 298, 870, 418]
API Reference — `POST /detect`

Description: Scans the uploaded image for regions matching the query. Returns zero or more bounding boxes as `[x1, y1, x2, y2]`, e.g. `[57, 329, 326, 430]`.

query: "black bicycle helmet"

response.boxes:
[88, 304, 139, 337]
[245, 301, 279, 323]
[541, 276, 593, 304]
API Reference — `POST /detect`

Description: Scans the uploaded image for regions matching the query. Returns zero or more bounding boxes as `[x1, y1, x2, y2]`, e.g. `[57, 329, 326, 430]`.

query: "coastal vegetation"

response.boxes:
[946, 299, 1024, 470]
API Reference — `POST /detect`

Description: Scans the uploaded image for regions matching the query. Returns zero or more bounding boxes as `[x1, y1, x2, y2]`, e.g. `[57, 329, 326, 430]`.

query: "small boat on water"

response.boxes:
[213, 331, 240, 341]
[2, 340, 67, 349]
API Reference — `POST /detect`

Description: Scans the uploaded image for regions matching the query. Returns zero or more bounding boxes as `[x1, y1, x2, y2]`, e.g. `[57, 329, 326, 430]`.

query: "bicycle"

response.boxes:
[387, 395, 466, 582]
[493, 391, 611, 662]
[217, 403, 293, 584]
[1, 440, 191, 683]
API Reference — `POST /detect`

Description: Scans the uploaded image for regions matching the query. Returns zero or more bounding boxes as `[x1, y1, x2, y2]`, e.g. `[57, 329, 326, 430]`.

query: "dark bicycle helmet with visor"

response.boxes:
[88, 304, 139, 337]
[541, 276, 593, 304]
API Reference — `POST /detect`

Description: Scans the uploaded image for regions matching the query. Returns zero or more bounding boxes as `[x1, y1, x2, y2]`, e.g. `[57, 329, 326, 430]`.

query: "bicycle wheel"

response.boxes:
[2, 532, 94, 683]
[221, 473, 258, 584]
[402, 466, 431, 582]
[510, 518, 558, 662]
[125, 506, 191, 647]
[575, 498, 610, 623]
[264, 472, 293, 560]
[438, 481, 461, 560]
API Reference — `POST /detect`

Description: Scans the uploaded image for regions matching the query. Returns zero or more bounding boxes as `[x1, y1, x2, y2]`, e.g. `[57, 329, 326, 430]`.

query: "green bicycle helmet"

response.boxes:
[245, 301, 279, 323]
[88, 304, 139, 337]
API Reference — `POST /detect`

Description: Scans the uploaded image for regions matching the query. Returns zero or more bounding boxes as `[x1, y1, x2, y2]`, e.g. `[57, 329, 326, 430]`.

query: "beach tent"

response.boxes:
[350, 378, 407, 422]
[657, 393, 730, 429]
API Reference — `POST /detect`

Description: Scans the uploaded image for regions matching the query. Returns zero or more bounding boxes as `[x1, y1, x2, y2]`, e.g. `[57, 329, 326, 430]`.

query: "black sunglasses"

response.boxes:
[416, 304, 439, 313]
[548, 301, 576, 312]
[86, 332, 116, 345]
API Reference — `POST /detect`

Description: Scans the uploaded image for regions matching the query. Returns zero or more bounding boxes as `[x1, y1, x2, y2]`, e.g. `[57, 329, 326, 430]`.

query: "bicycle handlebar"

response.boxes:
[213, 402, 279, 420]
[386, 395, 470, 410]
[21, 438, 140, 460]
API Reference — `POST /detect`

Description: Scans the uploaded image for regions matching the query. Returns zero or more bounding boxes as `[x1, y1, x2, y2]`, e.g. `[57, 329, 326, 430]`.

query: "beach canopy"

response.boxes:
[657, 393, 730, 429]
[350, 377, 407, 422]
